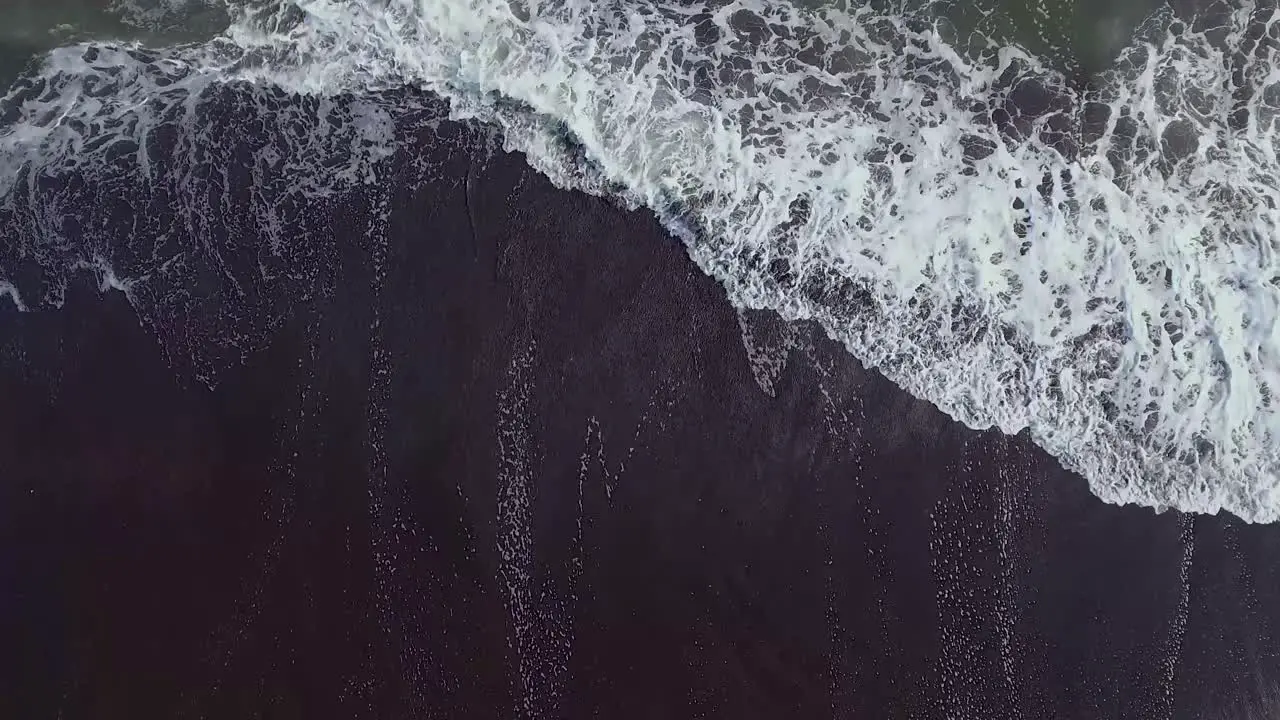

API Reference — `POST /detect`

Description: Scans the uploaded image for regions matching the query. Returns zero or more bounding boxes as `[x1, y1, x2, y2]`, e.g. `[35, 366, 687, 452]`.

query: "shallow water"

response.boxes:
[0, 0, 227, 84]
[4, 0, 1275, 521]
[937, 0, 1166, 75]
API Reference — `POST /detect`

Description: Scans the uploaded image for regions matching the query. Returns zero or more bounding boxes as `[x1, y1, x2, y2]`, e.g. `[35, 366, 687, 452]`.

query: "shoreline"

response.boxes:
[1, 94, 1279, 718]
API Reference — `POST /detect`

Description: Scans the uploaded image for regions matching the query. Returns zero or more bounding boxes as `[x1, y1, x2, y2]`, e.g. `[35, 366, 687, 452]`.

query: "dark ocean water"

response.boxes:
[5, 0, 1280, 718]
[0, 0, 226, 81]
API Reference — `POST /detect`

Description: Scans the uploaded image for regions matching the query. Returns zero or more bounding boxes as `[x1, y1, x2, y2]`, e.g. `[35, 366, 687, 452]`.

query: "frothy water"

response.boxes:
[3, 0, 1280, 521]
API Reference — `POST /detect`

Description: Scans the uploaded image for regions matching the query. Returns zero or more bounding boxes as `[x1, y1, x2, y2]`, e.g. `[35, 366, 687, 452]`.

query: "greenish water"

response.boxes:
[936, 0, 1167, 76]
[0, 0, 227, 86]
[0, 0, 1169, 94]
[839, 0, 1168, 80]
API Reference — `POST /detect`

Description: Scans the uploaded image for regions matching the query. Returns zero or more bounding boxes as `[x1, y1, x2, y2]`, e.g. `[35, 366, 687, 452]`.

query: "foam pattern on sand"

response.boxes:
[5, 0, 1280, 521]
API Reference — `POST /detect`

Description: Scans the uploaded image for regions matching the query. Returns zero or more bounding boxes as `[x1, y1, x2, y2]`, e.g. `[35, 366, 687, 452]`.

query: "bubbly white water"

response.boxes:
[4, 0, 1280, 521]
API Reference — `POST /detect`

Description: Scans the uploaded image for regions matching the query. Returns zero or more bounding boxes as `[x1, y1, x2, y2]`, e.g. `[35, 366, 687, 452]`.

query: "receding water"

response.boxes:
[3, 0, 1275, 523]
[0, 0, 227, 85]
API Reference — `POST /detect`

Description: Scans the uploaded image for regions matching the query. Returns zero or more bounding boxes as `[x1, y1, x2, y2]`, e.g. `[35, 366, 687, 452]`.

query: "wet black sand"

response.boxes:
[3, 104, 1280, 720]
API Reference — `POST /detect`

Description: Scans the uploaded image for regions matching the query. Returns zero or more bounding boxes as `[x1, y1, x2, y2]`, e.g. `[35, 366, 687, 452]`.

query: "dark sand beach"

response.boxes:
[3, 96, 1280, 719]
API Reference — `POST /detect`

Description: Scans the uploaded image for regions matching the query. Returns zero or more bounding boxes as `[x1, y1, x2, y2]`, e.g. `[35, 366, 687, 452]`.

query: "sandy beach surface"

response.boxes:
[3, 97, 1280, 718]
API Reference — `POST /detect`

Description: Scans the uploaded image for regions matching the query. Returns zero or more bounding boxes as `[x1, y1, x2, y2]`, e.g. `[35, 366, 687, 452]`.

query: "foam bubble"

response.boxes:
[5, 0, 1280, 521]
[0, 36, 447, 380]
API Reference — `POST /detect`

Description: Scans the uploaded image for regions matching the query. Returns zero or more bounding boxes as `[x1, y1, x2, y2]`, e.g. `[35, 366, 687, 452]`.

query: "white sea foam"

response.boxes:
[4, 0, 1280, 521]
[0, 281, 26, 312]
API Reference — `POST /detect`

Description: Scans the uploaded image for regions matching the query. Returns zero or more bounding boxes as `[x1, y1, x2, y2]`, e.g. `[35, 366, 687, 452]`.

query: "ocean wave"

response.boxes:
[3, 0, 1280, 521]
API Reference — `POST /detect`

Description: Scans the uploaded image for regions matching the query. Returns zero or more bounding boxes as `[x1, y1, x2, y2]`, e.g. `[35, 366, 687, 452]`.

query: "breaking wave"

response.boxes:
[4, 0, 1280, 521]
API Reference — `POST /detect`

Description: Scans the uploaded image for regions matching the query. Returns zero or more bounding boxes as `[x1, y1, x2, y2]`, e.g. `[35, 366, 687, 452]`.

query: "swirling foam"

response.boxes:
[4, 0, 1280, 520]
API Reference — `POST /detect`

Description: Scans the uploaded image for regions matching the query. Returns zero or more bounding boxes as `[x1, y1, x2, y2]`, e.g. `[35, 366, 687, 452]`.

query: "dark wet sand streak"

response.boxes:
[1, 94, 1279, 719]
